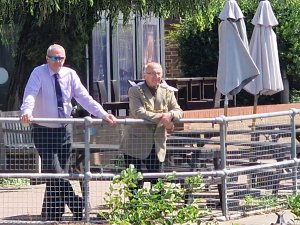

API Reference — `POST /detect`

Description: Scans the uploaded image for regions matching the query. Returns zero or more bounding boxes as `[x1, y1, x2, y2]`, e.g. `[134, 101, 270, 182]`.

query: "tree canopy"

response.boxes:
[0, 0, 225, 42]
[169, 0, 300, 78]
[1, 0, 300, 109]
[168, 0, 300, 105]
[0, 0, 227, 110]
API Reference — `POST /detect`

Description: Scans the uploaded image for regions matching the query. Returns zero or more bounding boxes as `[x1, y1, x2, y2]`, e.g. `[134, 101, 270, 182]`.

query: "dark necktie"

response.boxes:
[54, 73, 66, 118]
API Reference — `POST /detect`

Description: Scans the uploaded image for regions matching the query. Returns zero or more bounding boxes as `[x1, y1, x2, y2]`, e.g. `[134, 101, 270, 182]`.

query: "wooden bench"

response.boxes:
[0, 111, 40, 173]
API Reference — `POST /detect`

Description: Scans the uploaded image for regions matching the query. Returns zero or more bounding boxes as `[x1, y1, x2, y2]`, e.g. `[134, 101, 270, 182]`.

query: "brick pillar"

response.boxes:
[164, 22, 182, 78]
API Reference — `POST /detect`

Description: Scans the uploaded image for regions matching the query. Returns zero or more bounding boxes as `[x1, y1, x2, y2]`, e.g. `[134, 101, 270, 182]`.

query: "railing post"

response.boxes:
[290, 109, 298, 194]
[83, 117, 92, 222]
[217, 115, 228, 218]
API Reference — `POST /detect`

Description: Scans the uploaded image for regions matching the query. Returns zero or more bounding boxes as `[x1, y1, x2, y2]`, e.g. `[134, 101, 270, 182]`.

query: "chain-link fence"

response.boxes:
[1, 109, 300, 223]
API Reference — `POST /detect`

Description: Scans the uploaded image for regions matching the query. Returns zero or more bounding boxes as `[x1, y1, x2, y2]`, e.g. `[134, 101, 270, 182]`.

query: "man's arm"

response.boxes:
[167, 90, 183, 121]
[20, 70, 41, 123]
[70, 72, 116, 124]
[159, 91, 183, 129]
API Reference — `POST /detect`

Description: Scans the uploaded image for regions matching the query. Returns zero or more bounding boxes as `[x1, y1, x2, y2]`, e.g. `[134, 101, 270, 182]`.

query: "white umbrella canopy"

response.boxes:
[243, 0, 283, 96]
[217, 0, 259, 99]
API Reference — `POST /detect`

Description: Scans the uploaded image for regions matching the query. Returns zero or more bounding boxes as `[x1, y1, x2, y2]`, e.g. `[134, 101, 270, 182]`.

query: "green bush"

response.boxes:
[0, 178, 30, 187]
[168, 0, 300, 94]
[168, 17, 219, 77]
[289, 89, 300, 103]
[287, 194, 300, 219]
[244, 195, 281, 210]
[100, 165, 211, 225]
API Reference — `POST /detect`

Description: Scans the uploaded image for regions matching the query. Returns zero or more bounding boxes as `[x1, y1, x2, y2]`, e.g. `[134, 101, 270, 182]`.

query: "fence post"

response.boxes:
[217, 115, 228, 218]
[290, 108, 298, 194]
[83, 117, 92, 222]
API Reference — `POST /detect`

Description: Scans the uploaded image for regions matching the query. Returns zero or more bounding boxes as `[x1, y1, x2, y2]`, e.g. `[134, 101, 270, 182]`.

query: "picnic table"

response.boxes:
[72, 142, 121, 173]
[167, 135, 221, 147]
[167, 128, 296, 166]
[168, 133, 266, 147]
[252, 124, 292, 130]
[249, 123, 300, 142]
[172, 129, 249, 139]
[249, 129, 291, 142]
[172, 126, 300, 143]
[166, 134, 223, 208]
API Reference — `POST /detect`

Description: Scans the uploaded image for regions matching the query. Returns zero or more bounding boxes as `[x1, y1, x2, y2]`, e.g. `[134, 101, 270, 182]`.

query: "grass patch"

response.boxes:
[0, 178, 30, 188]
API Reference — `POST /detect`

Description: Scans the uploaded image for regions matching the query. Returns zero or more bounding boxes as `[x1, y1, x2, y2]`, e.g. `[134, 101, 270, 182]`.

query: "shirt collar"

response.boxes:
[47, 64, 61, 77]
[145, 82, 159, 96]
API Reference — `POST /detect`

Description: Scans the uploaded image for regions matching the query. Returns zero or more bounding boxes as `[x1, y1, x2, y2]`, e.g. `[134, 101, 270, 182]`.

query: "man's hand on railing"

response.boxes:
[20, 113, 33, 127]
[157, 112, 173, 128]
[103, 113, 117, 125]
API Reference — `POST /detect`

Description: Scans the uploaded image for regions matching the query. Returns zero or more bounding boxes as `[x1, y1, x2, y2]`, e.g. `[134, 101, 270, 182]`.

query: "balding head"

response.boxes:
[143, 62, 162, 90]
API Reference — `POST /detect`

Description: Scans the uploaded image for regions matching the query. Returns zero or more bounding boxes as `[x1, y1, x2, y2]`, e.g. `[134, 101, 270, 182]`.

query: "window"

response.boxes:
[114, 21, 135, 99]
[91, 15, 163, 102]
[92, 20, 109, 100]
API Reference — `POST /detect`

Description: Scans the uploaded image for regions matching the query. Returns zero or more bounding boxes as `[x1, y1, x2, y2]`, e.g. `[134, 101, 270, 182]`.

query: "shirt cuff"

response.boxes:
[22, 109, 32, 115]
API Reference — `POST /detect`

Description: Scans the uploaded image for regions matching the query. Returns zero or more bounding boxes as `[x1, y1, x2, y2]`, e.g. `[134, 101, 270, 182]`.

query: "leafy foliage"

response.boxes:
[100, 165, 210, 225]
[168, 17, 219, 77]
[0, 0, 226, 110]
[1, 0, 300, 109]
[0, 0, 225, 45]
[169, 0, 300, 80]
[290, 89, 300, 103]
[288, 194, 300, 219]
[243, 195, 282, 210]
[0, 178, 30, 187]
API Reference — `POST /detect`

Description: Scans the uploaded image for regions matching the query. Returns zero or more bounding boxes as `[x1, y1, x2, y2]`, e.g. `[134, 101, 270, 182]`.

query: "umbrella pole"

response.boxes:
[224, 95, 228, 116]
[251, 94, 259, 141]
[252, 94, 259, 127]
[224, 95, 229, 141]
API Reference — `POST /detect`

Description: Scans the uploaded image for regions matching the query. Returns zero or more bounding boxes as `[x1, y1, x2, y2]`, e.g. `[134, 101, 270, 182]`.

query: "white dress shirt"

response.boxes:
[21, 64, 107, 127]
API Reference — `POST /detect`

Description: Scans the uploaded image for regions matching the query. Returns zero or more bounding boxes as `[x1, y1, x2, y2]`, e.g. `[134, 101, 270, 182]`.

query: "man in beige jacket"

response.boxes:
[120, 62, 183, 186]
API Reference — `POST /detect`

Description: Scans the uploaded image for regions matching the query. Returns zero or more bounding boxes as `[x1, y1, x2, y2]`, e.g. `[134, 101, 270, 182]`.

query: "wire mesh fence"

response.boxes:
[0, 109, 300, 223]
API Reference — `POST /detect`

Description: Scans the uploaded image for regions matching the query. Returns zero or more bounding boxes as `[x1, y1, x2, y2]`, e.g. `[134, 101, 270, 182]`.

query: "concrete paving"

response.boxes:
[0, 183, 298, 224]
[217, 210, 296, 225]
[0, 168, 298, 225]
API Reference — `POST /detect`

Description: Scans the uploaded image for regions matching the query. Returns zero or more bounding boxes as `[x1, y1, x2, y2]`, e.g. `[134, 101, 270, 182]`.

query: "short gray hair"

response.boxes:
[47, 44, 65, 55]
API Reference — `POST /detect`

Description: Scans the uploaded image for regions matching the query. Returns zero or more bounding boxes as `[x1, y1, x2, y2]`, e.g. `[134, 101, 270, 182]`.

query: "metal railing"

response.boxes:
[1, 108, 300, 223]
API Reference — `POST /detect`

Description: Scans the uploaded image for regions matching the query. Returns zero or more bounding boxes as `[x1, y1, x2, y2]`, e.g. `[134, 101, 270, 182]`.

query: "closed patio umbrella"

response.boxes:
[243, 0, 283, 115]
[217, 0, 259, 115]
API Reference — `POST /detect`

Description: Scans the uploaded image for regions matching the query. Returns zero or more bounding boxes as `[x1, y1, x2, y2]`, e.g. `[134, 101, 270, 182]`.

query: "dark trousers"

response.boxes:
[124, 144, 161, 187]
[32, 124, 82, 221]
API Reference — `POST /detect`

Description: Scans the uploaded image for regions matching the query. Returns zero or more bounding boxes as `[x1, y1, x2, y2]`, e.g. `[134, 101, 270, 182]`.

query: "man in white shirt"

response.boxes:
[20, 44, 116, 221]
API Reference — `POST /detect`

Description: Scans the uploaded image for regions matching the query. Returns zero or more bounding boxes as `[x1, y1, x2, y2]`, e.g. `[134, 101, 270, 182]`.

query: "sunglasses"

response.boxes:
[48, 56, 65, 61]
